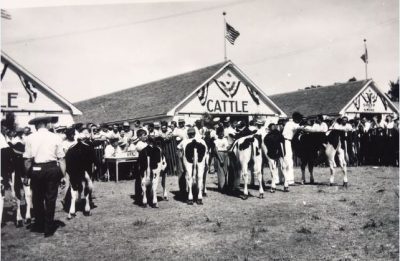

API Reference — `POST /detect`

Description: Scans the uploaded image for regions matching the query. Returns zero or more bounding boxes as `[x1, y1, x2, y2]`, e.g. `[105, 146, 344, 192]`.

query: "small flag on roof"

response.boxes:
[225, 22, 240, 45]
[360, 50, 368, 64]
[360, 39, 368, 64]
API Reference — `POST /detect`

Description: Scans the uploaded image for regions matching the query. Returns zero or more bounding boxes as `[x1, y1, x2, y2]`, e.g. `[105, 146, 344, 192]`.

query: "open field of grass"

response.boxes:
[1, 166, 398, 260]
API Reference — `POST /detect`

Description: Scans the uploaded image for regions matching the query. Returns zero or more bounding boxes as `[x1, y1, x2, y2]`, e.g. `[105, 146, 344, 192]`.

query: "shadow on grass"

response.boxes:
[1, 206, 17, 227]
[129, 192, 167, 208]
[170, 190, 188, 203]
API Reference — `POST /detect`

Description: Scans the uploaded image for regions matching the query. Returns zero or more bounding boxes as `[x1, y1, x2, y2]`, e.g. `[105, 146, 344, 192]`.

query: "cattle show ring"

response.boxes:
[1, 3, 399, 260]
[1, 50, 398, 261]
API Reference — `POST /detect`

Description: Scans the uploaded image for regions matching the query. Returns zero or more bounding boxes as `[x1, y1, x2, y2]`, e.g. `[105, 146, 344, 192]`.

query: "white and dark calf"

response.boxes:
[67, 172, 93, 219]
[11, 172, 32, 227]
[10, 150, 32, 227]
[181, 138, 208, 205]
[232, 136, 264, 199]
[261, 135, 285, 192]
[292, 130, 348, 187]
[138, 145, 167, 208]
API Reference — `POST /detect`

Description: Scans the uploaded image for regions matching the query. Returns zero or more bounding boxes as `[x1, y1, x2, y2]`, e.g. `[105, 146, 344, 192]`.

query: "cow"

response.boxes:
[179, 132, 208, 205]
[64, 130, 97, 219]
[292, 129, 349, 187]
[8, 143, 33, 227]
[137, 137, 167, 208]
[261, 124, 285, 193]
[231, 134, 264, 199]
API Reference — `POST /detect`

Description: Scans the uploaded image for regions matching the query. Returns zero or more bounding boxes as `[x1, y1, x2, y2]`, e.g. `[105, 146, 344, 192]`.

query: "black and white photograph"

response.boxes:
[0, 0, 399, 260]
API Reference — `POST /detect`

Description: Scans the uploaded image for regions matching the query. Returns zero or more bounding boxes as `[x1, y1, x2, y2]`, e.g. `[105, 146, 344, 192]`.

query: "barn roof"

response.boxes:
[269, 80, 370, 117]
[74, 61, 228, 124]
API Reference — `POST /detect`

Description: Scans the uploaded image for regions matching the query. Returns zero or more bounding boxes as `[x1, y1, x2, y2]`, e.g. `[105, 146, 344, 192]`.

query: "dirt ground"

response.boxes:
[1, 166, 398, 261]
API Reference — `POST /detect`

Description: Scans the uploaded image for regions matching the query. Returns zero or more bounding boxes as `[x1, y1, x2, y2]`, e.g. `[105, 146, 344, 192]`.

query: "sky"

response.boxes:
[1, 0, 399, 103]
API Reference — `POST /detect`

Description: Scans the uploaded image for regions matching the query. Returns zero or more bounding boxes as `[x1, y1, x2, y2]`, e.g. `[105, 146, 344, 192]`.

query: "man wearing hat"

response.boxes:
[122, 121, 133, 141]
[281, 112, 303, 189]
[23, 116, 66, 237]
[174, 118, 188, 141]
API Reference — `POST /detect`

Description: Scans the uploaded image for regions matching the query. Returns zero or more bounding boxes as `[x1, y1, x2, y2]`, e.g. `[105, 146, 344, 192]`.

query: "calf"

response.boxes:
[180, 138, 208, 205]
[231, 135, 264, 199]
[8, 144, 32, 227]
[138, 140, 167, 208]
[261, 129, 285, 192]
[65, 141, 96, 219]
[292, 130, 348, 186]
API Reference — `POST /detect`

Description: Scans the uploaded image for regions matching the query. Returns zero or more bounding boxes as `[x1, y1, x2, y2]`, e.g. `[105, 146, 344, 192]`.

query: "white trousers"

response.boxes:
[283, 139, 295, 185]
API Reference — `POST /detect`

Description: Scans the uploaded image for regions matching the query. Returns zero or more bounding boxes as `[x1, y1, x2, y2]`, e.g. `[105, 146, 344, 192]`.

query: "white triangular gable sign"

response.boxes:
[346, 85, 394, 113]
[177, 68, 278, 115]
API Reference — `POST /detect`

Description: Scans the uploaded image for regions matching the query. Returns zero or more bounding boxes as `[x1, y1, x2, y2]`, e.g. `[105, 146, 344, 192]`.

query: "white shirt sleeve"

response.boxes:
[23, 136, 33, 158]
[55, 136, 65, 159]
[104, 145, 115, 158]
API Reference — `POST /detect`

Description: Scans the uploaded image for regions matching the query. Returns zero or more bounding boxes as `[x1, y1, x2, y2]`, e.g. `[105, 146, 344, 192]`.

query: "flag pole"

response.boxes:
[364, 39, 368, 79]
[223, 11, 227, 61]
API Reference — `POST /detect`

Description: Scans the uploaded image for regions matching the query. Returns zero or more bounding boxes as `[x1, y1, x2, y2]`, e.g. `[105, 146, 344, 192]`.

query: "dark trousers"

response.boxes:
[228, 152, 240, 192]
[215, 151, 229, 191]
[31, 162, 62, 233]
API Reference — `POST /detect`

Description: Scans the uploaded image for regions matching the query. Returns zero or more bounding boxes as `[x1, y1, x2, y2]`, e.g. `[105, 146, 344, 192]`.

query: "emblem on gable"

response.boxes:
[196, 69, 260, 108]
[213, 70, 240, 98]
[352, 87, 389, 112]
[361, 89, 378, 106]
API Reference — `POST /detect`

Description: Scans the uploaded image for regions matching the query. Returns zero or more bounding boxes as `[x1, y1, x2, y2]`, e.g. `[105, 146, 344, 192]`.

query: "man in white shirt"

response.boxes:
[122, 122, 133, 141]
[330, 116, 353, 131]
[62, 127, 76, 153]
[159, 122, 172, 139]
[194, 120, 207, 139]
[303, 115, 328, 133]
[23, 116, 66, 237]
[223, 118, 236, 149]
[282, 112, 303, 188]
[135, 129, 149, 153]
[147, 123, 160, 138]
[174, 118, 188, 141]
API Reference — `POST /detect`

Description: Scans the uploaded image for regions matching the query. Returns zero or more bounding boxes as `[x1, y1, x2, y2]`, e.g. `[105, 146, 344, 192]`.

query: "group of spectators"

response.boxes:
[2, 113, 399, 169]
[1, 113, 398, 187]
[296, 114, 399, 166]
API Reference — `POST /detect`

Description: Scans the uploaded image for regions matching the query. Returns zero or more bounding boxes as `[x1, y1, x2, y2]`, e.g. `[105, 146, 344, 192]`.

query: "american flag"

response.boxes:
[225, 23, 240, 45]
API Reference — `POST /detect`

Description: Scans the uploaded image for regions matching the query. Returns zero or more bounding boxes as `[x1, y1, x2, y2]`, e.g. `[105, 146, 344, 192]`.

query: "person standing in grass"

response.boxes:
[213, 126, 229, 193]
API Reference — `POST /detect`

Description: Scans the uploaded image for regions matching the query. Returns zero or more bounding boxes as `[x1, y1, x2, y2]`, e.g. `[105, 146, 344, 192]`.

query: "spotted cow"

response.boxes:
[231, 135, 264, 199]
[64, 141, 96, 219]
[137, 139, 167, 208]
[8, 144, 33, 227]
[179, 138, 208, 205]
[292, 129, 349, 186]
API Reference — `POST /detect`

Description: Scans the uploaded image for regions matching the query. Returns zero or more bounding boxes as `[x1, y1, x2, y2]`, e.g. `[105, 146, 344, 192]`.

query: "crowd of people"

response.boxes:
[0, 112, 399, 237]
